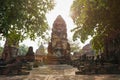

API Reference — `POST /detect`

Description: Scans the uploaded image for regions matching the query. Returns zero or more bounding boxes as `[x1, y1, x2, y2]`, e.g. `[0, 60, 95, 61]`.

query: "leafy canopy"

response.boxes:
[0, 0, 54, 42]
[71, 0, 120, 52]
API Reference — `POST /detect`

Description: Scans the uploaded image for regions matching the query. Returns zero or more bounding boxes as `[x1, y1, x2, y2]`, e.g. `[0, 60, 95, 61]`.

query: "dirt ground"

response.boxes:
[0, 65, 120, 80]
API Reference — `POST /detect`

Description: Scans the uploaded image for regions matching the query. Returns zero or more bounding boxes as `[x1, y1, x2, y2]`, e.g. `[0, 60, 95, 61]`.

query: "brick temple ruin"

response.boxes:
[47, 15, 71, 64]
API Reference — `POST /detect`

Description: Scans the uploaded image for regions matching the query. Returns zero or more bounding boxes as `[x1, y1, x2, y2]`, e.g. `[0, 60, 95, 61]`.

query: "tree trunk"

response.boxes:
[2, 38, 19, 62]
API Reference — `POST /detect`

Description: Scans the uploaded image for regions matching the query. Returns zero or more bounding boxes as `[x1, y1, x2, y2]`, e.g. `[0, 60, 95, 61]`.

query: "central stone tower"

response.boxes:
[47, 15, 71, 64]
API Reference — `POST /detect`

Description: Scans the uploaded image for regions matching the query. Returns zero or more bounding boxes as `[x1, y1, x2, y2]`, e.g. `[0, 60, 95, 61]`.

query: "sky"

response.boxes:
[0, 0, 91, 52]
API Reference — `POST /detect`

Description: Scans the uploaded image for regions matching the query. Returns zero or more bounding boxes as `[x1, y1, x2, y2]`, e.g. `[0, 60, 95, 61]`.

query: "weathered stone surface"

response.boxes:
[36, 43, 46, 56]
[25, 46, 35, 62]
[0, 65, 120, 80]
[2, 39, 18, 62]
[47, 15, 71, 64]
[35, 43, 46, 62]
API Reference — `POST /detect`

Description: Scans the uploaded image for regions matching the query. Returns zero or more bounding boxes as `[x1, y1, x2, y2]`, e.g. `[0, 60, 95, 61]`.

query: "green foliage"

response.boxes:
[71, 0, 120, 52]
[18, 44, 28, 56]
[0, 0, 54, 42]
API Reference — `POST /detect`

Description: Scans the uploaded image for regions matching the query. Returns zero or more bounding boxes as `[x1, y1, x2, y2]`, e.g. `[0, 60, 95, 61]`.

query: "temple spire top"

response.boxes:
[53, 15, 66, 27]
[55, 15, 64, 21]
[56, 15, 63, 20]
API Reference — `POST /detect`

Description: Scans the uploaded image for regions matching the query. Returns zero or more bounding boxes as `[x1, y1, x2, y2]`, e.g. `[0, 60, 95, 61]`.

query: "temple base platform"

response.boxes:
[45, 55, 67, 65]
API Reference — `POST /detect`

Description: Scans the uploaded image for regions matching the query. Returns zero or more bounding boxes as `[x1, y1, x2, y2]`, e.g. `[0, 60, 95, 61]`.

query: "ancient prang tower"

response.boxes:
[47, 15, 71, 64]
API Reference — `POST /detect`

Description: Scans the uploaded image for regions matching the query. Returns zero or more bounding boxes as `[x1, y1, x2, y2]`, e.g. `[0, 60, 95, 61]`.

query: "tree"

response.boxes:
[0, 46, 3, 57]
[0, 0, 54, 61]
[18, 44, 28, 56]
[71, 0, 120, 54]
[0, 0, 54, 39]
[69, 41, 81, 53]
